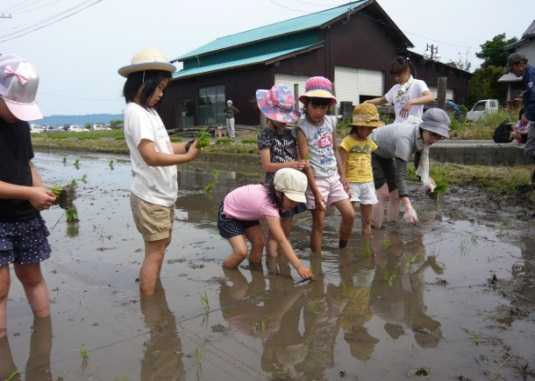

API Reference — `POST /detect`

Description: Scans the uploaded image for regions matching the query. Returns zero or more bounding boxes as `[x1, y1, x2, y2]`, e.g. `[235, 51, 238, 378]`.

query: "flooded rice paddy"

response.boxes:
[1, 151, 534, 381]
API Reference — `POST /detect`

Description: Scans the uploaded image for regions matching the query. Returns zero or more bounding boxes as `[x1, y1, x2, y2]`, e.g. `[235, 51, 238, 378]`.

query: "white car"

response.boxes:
[466, 99, 499, 122]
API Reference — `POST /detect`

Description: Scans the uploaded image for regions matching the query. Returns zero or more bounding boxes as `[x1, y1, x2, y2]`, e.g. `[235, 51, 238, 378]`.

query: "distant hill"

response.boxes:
[37, 114, 123, 126]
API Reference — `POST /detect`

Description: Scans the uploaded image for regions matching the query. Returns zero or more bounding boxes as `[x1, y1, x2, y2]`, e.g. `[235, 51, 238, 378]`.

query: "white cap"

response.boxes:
[273, 168, 307, 203]
[0, 54, 42, 121]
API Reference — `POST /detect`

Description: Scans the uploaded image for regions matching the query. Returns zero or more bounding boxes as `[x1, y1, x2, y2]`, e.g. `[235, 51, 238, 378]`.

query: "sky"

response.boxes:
[0, 0, 533, 116]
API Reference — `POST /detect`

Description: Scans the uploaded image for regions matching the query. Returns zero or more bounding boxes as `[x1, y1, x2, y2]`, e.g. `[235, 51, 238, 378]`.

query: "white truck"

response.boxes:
[466, 99, 499, 122]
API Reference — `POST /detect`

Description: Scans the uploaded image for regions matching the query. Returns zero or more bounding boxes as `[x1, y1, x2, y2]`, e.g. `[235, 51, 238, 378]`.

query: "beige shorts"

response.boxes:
[130, 193, 174, 242]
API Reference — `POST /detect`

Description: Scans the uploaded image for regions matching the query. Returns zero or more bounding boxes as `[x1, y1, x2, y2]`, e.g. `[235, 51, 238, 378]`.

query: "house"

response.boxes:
[159, 0, 471, 130]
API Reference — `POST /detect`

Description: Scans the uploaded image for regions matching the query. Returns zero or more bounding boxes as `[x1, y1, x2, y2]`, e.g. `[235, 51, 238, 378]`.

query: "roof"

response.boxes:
[523, 20, 535, 38]
[173, 43, 322, 80]
[175, 0, 371, 61]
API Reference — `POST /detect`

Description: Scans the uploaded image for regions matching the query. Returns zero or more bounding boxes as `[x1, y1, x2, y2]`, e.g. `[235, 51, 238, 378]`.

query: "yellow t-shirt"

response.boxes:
[340, 136, 378, 183]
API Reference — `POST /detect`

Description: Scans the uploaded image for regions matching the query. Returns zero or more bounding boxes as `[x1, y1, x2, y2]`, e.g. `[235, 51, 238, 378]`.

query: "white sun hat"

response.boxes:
[118, 48, 176, 77]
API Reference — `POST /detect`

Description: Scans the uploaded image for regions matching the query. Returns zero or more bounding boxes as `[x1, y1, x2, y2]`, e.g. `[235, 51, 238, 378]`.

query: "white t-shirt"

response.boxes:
[298, 115, 338, 179]
[385, 78, 430, 123]
[123, 102, 178, 207]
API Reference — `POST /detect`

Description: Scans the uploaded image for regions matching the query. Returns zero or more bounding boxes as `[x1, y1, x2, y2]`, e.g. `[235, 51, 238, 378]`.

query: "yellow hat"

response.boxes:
[351, 103, 384, 129]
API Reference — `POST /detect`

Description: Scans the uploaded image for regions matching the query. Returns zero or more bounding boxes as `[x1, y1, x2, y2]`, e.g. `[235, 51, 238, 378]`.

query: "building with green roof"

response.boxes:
[159, 0, 470, 129]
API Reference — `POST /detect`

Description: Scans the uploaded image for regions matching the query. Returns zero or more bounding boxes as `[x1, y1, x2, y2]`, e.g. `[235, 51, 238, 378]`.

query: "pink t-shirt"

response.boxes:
[223, 184, 280, 221]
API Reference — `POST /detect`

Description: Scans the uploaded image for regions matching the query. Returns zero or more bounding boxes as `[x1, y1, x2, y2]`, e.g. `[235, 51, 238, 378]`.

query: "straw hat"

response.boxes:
[351, 103, 384, 128]
[118, 48, 176, 77]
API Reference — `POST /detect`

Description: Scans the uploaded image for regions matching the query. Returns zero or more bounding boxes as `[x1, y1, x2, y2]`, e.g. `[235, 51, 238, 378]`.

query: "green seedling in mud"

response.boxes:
[73, 159, 80, 170]
[4, 370, 19, 381]
[109, 160, 115, 170]
[429, 176, 449, 204]
[383, 270, 397, 287]
[193, 345, 205, 381]
[203, 169, 220, 196]
[80, 175, 88, 184]
[62, 157, 67, 165]
[66, 221, 80, 238]
[66, 207, 79, 224]
[70, 179, 78, 188]
[463, 329, 482, 346]
[80, 344, 89, 363]
[200, 291, 210, 313]
[197, 129, 211, 149]
[382, 239, 393, 250]
[255, 319, 267, 334]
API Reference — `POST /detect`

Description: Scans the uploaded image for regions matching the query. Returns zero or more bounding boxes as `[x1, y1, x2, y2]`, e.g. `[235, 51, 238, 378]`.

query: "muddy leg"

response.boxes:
[334, 199, 355, 248]
[0, 334, 17, 380]
[311, 209, 325, 253]
[245, 225, 265, 266]
[25, 316, 52, 381]
[372, 184, 389, 229]
[0, 266, 9, 338]
[139, 238, 169, 296]
[386, 190, 400, 222]
[361, 204, 373, 237]
[223, 235, 248, 269]
[14, 264, 49, 319]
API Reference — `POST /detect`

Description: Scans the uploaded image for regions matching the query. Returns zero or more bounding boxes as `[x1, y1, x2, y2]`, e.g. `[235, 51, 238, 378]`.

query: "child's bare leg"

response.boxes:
[334, 199, 355, 248]
[266, 217, 292, 258]
[139, 238, 169, 296]
[372, 184, 389, 229]
[0, 333, 17, 379]
[245, 225, 265, 266]
[223, 235, 248, 269]
[0, 266, 9, 338]
[361, 205, 373, 236]
[14, 263, 49, 318]
[311, 209, 326, 253]
[387, 190, 400, 222]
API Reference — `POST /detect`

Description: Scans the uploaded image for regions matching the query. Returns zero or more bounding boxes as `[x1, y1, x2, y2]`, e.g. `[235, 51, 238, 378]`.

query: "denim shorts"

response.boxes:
[0, 216, 51, 266]
[217, 203, 259, 239]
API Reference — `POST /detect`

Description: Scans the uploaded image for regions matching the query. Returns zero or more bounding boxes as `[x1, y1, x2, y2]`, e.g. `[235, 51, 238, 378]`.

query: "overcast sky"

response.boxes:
[0, 0, 532, 116]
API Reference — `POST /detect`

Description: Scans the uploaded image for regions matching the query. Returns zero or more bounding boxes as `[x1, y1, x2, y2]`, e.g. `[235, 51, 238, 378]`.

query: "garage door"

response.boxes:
[274, 74, 309, 100]
[430, 87, 454, 100]
[334, 66, 384, 105]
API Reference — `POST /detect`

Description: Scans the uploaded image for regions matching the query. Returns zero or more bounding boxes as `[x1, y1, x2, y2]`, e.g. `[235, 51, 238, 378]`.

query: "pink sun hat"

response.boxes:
[299, 76, 337, 105]
[0, 54, 43, 122]
[256, 84, 301, 124]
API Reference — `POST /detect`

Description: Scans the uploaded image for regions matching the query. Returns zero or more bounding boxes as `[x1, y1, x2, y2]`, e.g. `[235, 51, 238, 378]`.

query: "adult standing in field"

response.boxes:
[119, 48, 200, 296]
[507, 53, 535, 183]
[370, 108, 451, 228]
[0, 54, 55, 340]
[225, 100, 239, 139]
[366, 56, 434, 123]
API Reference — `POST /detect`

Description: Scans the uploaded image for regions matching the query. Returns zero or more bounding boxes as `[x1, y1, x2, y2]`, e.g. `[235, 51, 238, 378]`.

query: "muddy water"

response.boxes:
[1, 151, 534, 381]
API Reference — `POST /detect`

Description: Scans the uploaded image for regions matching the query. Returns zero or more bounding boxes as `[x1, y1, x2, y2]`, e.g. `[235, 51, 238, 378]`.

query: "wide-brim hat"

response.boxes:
[0, 54, 43, 121]
[420, 108, 451, 138]
[256, 85, 300, 124]
[351, 103, 384, 129]
[273, 168, 307, 204]
[299, 76, 337, 104]
[118, 48, 176, 77]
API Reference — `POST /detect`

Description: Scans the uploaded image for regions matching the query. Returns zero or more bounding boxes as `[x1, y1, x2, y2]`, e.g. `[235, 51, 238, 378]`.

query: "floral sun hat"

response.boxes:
[256, 84, 300, 124]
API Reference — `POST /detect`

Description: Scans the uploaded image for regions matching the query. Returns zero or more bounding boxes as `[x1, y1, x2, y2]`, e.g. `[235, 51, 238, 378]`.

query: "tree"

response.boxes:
[467, 66, 506, 106]
[476, 33, 517, 68]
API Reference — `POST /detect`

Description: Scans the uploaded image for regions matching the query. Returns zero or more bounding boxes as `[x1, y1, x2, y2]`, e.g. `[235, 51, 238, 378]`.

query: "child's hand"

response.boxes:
[296, 264, 312, 280]
[403, 205, 419, 224]
[292, 161, 308, 170]
[187, 140, 200, 159]
[315, 196, 326, 211]
[30, 187, 56, 210]
[521, 115, 529, 126]
[400, 101, 413, 119]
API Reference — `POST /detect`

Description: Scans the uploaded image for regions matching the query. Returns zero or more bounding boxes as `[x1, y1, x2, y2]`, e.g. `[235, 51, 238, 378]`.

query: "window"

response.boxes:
[198, 85, 226, 125]
[473, 101, 486, 112]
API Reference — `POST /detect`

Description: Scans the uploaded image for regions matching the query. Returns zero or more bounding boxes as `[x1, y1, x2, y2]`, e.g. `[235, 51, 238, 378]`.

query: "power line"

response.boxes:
[0, 0, 103, 43]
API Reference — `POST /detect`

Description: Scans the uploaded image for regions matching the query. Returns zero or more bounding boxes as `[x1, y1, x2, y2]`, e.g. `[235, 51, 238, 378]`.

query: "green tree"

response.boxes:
[476, 33, 517, 68]
[468, 66, 507, 106]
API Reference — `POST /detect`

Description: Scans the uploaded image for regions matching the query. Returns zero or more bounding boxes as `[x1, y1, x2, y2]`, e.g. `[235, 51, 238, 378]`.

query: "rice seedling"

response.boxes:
[73, 159, 80, 170]
[4, 370, 19, 381]
[109, 160, 114, 170]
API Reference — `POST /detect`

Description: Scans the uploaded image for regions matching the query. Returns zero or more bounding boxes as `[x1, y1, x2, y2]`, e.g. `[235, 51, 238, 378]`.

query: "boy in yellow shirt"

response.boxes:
[339, 103, 383, 236]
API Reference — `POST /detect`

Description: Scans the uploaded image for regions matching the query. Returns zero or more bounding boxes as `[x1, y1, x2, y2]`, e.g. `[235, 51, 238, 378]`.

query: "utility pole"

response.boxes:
[425, 44, 439, 61]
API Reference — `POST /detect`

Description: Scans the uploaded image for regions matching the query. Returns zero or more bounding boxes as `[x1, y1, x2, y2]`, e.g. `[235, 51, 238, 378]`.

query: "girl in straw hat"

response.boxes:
[256, 84, 308, 261]
[297, 76, 355, 253]
[339, 103, 383, 236]
[119, 48, 200, 295]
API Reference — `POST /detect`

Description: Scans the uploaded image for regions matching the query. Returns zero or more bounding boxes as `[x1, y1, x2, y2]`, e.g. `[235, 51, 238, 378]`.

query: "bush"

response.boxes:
[240, 139, 257, 145]
[450, 109, 514, 139]
[216, 138, 233, 145]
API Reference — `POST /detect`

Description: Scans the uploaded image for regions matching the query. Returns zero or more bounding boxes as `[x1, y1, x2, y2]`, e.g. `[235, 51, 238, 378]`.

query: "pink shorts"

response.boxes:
[306, 174, 349, 210]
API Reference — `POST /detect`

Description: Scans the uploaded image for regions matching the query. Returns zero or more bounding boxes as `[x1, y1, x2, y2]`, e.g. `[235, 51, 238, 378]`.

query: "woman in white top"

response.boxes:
[366, 57, 434, 123]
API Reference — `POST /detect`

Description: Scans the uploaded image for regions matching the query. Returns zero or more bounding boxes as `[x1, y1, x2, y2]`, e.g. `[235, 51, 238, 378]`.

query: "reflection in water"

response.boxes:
[217, 229, 444, 380]
[140, 281, 185, 381]
[369, 231, 443, 348]
[0, 316, 52, 381]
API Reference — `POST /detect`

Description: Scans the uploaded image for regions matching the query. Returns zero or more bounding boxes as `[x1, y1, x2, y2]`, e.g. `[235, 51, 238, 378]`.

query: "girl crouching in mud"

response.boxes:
[218, 168, 312, 280]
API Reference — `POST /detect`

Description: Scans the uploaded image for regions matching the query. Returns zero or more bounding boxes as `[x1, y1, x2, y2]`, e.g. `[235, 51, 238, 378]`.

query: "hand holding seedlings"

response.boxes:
[30, 186, 56, 210]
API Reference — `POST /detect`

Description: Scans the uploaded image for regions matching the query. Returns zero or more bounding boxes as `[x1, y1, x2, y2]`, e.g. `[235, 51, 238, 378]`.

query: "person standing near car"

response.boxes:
[507, 53, 535, 183]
